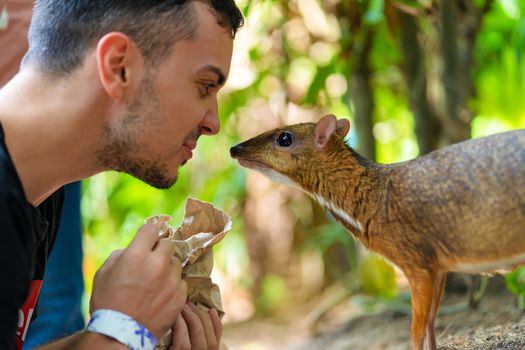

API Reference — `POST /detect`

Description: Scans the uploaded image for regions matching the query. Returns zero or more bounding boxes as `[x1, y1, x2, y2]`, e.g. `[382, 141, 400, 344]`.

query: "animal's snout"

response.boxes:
[230, 144, 244, 158]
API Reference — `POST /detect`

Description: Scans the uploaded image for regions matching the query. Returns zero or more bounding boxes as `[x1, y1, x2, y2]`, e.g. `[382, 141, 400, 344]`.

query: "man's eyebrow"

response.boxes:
[199, 65, 226, 86]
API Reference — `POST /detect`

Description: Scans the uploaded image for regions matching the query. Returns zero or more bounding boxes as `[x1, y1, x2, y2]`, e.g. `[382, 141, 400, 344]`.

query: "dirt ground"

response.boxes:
[222, 277, 525, 350]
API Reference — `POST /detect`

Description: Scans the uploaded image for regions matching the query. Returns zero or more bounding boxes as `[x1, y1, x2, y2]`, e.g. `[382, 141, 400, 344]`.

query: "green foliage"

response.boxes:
[358, 254, 397, 299]
[256, 274, 288, 314]
[473, 0, 525, 134]
[302, 223, 354, 257]
[301, 222, 358, 288]
[364, 0, 384, 25]
[80, 0, 525, 318]
[505, 266, 525, 309]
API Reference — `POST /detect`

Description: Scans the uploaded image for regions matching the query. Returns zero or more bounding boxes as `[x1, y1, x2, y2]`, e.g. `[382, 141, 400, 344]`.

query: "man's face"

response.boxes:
[101, 2, 233, 188]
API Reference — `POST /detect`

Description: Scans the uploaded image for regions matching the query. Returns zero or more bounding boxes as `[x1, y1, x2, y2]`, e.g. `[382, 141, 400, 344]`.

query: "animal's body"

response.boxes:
[230, 115, 525, 350]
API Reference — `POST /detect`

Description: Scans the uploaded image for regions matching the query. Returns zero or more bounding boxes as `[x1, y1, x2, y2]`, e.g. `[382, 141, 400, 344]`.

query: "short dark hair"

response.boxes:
[25, 0, 244, 75]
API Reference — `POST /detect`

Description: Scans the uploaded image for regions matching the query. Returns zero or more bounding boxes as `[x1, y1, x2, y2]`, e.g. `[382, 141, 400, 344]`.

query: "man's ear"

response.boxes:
[96, 32, 141, 102]
[313, 114, 337, 149]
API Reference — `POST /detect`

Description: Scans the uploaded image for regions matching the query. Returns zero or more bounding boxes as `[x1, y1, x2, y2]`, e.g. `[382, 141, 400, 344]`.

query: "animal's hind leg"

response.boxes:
[406, 269, 435, 350]
[427, 271, 446, 350]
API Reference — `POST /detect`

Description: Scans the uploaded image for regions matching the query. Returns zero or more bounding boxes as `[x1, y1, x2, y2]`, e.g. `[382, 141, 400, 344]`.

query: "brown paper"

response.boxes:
[146, 198, 232, 349]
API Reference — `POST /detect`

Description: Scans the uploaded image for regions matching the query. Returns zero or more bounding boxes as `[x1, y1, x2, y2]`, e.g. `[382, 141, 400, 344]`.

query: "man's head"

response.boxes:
[25, 0, 243, 75]
[24, 1, 243, 189]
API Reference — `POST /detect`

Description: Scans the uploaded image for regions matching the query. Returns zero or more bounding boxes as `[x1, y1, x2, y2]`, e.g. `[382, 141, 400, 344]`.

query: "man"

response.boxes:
[0, 1, 244, 349]
[0, 2, 85, 347]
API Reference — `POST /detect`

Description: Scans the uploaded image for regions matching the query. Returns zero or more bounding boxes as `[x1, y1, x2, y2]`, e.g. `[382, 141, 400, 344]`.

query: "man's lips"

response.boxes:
[182, 142, 197, 160]
[183, 142, 196, 151]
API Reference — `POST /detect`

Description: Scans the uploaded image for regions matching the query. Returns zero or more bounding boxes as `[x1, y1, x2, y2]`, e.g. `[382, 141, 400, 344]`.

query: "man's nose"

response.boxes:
[199, 99, 220, 136]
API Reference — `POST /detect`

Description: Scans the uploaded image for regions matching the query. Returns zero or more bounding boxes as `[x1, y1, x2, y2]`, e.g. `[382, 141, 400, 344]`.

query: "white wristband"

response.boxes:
[86, 309, 158, 350]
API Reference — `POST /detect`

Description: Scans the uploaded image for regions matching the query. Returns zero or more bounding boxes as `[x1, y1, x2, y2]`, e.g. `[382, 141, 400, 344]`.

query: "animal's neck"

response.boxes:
[300, 146, 390, 245]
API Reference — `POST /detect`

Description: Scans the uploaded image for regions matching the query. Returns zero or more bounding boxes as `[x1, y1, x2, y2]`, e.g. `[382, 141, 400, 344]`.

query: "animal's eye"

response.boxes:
[277, 132, 293, 147]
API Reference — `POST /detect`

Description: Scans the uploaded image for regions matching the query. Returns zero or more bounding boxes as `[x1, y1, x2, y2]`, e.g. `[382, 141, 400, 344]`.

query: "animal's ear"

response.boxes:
[313, 114, 337, 149]
[336, 119, 350, 137]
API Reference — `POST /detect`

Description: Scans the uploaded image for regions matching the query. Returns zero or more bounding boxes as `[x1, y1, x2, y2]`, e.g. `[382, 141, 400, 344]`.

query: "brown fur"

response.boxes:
[230, 116, 525, 350]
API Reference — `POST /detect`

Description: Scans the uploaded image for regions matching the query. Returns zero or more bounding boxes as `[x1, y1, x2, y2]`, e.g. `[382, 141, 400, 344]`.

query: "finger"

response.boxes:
[189, 303, 217, 349]
[106, 249, 124, 264]
[89, 249, 124, 315]
[146, 214, 171, 230]
[181, 304, 207, 349]
[170, 257, 183, 276]
[209, 308, 222, 345]
[96, 249, 124, 274]
[171, 314, 191, 350]
[168, 279, 188, 317]
[127, 222, 160, 253]
[153, 238, 177, 261]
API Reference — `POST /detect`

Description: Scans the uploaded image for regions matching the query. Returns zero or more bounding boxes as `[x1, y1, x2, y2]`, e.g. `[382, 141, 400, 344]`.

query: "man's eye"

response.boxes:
[201, 82, 217, 96]
[276, 132, 293, 147]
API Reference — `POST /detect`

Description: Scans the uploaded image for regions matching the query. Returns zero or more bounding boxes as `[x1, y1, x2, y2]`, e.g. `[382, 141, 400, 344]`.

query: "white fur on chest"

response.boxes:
[313, 194, 363, 233]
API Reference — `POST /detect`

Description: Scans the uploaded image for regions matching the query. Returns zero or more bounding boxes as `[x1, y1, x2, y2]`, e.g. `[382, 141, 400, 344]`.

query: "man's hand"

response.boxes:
[89, 223, 188, 340]
[171, 303, 223, 350]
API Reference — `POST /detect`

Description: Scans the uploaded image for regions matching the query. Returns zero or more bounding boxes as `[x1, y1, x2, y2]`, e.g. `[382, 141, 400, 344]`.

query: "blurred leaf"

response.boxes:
[364, 0, 385, 24]
[303, 60, 336, 105]
[473, 0, 487, 8]
[302, 222, 354, 255]
[505, 266, 525, 309]
[241, 0, 255, 17]
[359, 254, 397, 299]
[255, 274, 287, 314]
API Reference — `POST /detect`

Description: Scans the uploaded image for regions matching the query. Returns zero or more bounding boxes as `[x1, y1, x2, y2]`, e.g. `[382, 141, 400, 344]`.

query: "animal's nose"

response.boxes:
[230, 144, 243, 158]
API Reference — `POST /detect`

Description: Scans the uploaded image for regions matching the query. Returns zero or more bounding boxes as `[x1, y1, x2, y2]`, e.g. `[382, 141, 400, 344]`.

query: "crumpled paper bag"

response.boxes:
[146, 198, 232, 349]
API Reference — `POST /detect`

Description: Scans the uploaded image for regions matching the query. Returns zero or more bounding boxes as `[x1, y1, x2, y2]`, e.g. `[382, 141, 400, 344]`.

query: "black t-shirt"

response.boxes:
[0, 125, 64, 350]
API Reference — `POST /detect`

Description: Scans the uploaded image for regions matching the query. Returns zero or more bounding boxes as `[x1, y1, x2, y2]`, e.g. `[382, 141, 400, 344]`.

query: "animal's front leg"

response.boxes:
[426, 271, 446, 350]
[406, 268, 436, 350]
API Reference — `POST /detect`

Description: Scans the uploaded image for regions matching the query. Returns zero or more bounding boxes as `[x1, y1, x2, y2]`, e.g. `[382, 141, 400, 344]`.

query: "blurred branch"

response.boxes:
[305, 271, 362, 335]
[391, 0, 435, 17]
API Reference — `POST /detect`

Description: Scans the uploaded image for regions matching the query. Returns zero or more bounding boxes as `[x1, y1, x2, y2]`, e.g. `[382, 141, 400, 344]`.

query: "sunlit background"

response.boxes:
[81, 0, 525, 348]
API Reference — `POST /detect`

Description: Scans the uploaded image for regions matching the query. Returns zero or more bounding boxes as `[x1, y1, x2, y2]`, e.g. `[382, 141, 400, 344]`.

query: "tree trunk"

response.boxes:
[397, 8, 441, 155]
[437, 0, 495, 297]
[439, 0, 472, 145]
[348, 28, 376, 160]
